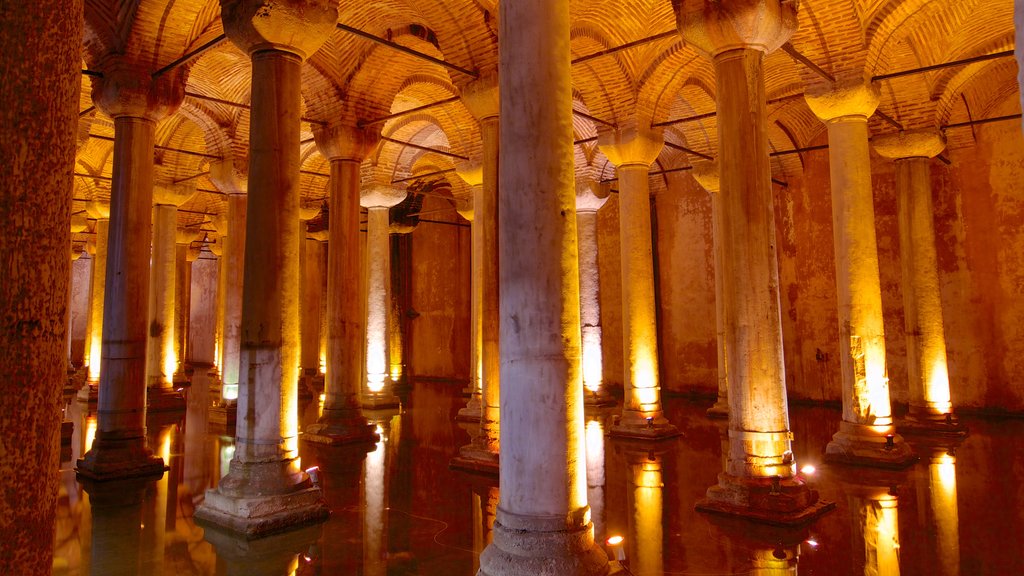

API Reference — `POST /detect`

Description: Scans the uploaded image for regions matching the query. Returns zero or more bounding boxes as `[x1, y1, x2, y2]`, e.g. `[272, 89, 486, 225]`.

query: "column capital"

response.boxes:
[176, 227, 201, 246]
[873, 129, 946, 160]
[575, 177, 610, 213]
[455, 160, 484, 187]
[86, 200, 110, 220]
[455, 197, 474, 222]
[674, 0, 798, 58]
[804, 78, 880, 123]
[691, 160, 721, 194]
[208, 241, 223, 257]
[313, 123, 379, 162]
[220, 0, 338, 60]
[90, 59, 186, 121]
[71, 214, 89, 234]
[360, 184, 407, 209]
[461, 72, 499, 121]
[211, 214, 228, 236]
[209, 158, 249, 196]
[186, 246, 203, 262]
[299, 200, 321, 221]
[307, 229, 329, 241]
[153, 182, 197, 207]
[597, 121, 664, 168]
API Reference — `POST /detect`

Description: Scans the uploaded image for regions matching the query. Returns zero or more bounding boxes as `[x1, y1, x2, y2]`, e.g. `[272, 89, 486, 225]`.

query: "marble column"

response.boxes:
[924, 445, 961, 576]
[219, 193, 246, 403]
[173, 231, 198, 378]
[576, 179, 615, 407]
[677, 0, 832, 523]
[453, 178, 483, 422]
[599, 122, 678, 439]
[0, 1, 80, 567]
[300, 230, 324, 379]
[78, 62, 186, 481]
[194, 0, 336, 536]
[873, 130, 966, 435]
[360, 186, 406, 410]
[304, 123, 379, 445]
[81, 201, 110, 398]
[146, 186, 195, 412]
[188, 249, 217, 366]
[805, 81, 915, 467]
[692, 162, 729, 417]
[478, 0, 608, 571]
[208, 240, 225, 374]
[68, 216, 89, 373]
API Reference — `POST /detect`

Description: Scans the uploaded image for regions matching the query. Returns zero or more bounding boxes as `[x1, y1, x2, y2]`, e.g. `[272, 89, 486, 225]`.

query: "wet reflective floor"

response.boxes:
[53, 375, 1024, 575]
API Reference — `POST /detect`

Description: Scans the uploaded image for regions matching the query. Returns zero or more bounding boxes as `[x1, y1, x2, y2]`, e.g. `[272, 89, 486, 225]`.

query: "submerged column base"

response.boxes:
[706, 397, 729, 419]
[209, 400, 237, 432]
[457, 396, 483, 422]
[583, 388, 617, 408]
[194, 459, 329, 539]
[825, 421, 918, 468]
[609, 411, 680, 440]
[897, 407, 968, 437]
[478, 510, 610, 576]
[696, 472, 834, 527]
[76, 437, 166, 482]
[450, 442, 500, 476]
[361, 392, 400, 410]
[302, 408, 379, 446]
[147, 386, 186, 413]
[77, 380, 100, 403]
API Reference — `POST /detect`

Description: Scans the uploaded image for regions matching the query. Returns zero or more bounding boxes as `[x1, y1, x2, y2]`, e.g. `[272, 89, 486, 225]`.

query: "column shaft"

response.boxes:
[300, 237, 323, 375]
[174, 242, 190, 374]
[85, 219, 109, 382]
[577, 210, 603, 393]
[365, 207, 392, 394]
[709, 190, 729, 416]
[479, 117, 500, 448]
[147, 204, 178, 394]
[221, 194, 246, 400]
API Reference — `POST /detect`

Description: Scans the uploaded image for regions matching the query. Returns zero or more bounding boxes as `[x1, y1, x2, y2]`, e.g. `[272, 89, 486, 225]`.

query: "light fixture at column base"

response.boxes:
[195, 484, 329, 540]
[76, 438, 167, 482]
[897, 411, 968, 437]
[825, 422, 918, 469]
[696, 472, 835, 527]
[479, 514, 609, 576]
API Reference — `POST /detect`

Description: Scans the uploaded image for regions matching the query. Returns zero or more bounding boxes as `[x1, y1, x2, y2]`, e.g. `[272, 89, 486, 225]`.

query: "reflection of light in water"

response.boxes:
[287, 555, 299, 576]
[364, 424, 386, 576]
[631, 456, 663, 576]
[318, 393, 325, 419]
[585, 419, 606, 542]
[751, 545, 799, 574]
[930, 451, 960, 576]
[865, 494, 900, 576]
[85, 415, 97, 452]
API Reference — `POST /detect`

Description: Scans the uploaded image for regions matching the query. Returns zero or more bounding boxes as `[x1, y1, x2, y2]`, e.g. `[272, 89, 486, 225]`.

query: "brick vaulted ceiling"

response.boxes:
[72, 0, 1017, 249]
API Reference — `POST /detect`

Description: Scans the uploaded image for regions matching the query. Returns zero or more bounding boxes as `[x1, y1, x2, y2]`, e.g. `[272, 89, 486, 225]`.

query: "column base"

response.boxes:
[583, 388, 617, 408]
[76, 437, 167, 482]
[609, 414, 680, 440]
[478, 510, 609, 576]
[457, 397, 482, 422]
[297, 374, 323, 400]
[450, 443, 500, 476]
[897, 410, 968, 437]
[302, 412, 380, 446]
[706, 398, 729, 419]
[361, 393, 400, 410]
[147, 386, 186, 413]
[60, 421, 74, 445]
[695, 472, 835, 527]
[824, 421, 918, 469]
[76, 381, 99, 404]
[209, 402, 237, 431]
[172, 372, 191, 387]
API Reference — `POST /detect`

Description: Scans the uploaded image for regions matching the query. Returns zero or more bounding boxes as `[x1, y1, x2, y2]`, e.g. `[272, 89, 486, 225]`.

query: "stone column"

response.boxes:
[188, 248, 218, 366]
[78, 63, 186, 481]
[925, 445, 960, 576]
[304, 123, 379, 445]
[847, 483, 902, 576]
[478, 0, 608, 571]
[805, 81, 915, 467]
[599, 121, 678, 439]
[194, 0, 336, 536]
[692, 162, 729, 417]
[677, 0, 832, 523]
[0, 1, 80, 567]
[146, 185, 195, 412]
[624, 449, 664, 576]
[873, 130, 965, 435]
[208, 240, 225, 374]
[81, 201, 110, 397]
[68, 217, 88, 372]
[453, 177, 483, 422]
[576, 179, 615, 407]
[219, 193, 247, 403]
[300, 225, 324, 379]
[360, 185, 406, 410]
[173, 230, 198, 379]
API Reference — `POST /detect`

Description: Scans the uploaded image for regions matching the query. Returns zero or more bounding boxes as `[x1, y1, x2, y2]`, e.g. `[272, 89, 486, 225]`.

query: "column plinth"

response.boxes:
[598, 123, 678, 440]
[78, 63, 186, 481]
[873, 130, 966, 437]
[692, 161, 729, 418]
[303, 124, 379, 446]
[195, 2, 336, 536]
[478, 0, 609, 571]
[676, 0, 834, 524]
[806, 81, 917, 467]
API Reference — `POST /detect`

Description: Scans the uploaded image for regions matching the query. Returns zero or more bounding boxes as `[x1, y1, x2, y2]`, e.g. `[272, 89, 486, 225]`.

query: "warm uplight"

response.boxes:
[801, 464, 816, 475]
[219, 442, 235, 480]
[318, 354, 326, 375]
[366, 340, 387, 393]
[318, 393, 325, 418]
[805, 538, 819, 548]
[87, 339, 102, 381]
[162, 341, 177, 384]
[581, 328, 603, 393]
[927, 358, 953, 413]
[222, 383, 238, 401]
[84, 415, 97, 452]
[607, 535, 624, 546]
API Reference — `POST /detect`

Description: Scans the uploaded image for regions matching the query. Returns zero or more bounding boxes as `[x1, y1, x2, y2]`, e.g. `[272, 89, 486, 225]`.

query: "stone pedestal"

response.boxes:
[806, 80, 916, 468]
[677, 0, 832, 525]
[599, 123, 678, 440]
[303, 125, 379, 446]
[874, 130, 967, 437]
[477, 0, 609, 572]
[692, 162, 729, 418]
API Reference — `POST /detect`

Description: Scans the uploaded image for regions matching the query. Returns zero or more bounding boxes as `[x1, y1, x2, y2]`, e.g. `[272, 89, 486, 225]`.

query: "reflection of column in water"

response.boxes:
[83, 478, 150, 576]
[364, 422, 388, 576]
[585, 419, 607, 543]
[855, 487, 901, 576]
[183, 375, 210, 495]
[928, 449, 960, 576]
[627, 451, 663, 576]
[141, 426, 173, 574]
[470, 484, 500, 573]
[203, 523, 321, 576]
[749, 544, 799, 576]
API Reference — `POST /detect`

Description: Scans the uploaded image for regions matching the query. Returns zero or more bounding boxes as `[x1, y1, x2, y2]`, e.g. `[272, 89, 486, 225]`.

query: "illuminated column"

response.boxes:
[806, 81, 915, 467]
[471, 484, 500, 573]
[461, 74, 502, 451]
[873, 130, 965, 435]
[479, 0, 609, 571]
[599, 122, 678, 439]
[453, 181, 482, 422]
[304, 123, 378, 445]
[585, 418, 607, 544]
[692, 161, 729, 417]
[194, 0, 335, 536]
[80, 201, 110, 399]
[299, 226, 324, 381]
[82, 480, 149, 576]
[925, 446, 960, 576]
[363, 419, 389, 576]
[202, 524, 323, 576]
[78, 63, 186, 481]
[624, 450, 664, 576]
[360, 185, 406, 409]
[208, 240, 225, 374]
[850, 486, 902, 576]
[219, 193, 247, 403]
[576, 178, 615, 407]
[68, 216, 89, 371]
[173, 231, 198, 380]
[677, 0, 831, 522]
[146, 186, 195, 412]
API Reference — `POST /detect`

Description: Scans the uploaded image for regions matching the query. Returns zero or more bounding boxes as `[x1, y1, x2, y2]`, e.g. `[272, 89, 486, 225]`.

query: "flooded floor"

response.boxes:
[53, 375, 1024, 575]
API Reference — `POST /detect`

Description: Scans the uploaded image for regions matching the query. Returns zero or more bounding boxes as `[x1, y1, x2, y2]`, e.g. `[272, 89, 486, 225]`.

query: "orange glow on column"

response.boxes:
[84, 415, 97, 453]
[581, 329, 603, 393]
[927, 359, 953, 414]
[862, 351, 894, 427]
